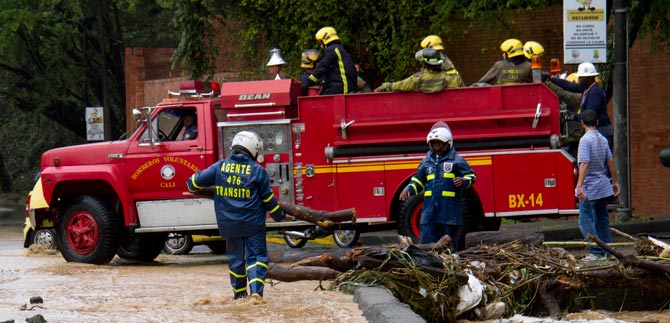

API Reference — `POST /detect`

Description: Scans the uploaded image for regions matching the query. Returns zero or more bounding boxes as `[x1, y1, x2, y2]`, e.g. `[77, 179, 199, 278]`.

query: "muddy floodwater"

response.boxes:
[3, 225, 670, 323]
[0, 227, 366, 322]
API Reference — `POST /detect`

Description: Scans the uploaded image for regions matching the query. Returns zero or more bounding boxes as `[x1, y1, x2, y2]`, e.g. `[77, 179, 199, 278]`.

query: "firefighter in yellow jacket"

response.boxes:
[419, 35, 464, 86]
[374, 48, 461, 93]
[478, 38, 532, 85]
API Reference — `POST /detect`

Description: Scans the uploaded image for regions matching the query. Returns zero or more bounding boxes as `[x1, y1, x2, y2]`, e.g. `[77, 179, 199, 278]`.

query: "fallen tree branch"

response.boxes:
[589, 234, 670, 274]
[267, 263, 341, 282]
[609, 227, 638, 242]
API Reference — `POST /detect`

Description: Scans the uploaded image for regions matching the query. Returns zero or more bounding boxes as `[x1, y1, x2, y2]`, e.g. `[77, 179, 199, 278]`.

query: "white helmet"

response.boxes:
[576, 62, 599, 77]
[427, 127, 453, 144]
[231, 131, 263, 159]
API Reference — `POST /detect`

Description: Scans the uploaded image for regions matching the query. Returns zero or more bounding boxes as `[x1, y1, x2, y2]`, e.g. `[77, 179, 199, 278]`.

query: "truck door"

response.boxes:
[126, 106, 209, 201]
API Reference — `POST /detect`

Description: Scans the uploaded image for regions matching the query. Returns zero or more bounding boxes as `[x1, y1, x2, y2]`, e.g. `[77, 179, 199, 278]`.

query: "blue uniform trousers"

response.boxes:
[227, 233, 269, 299]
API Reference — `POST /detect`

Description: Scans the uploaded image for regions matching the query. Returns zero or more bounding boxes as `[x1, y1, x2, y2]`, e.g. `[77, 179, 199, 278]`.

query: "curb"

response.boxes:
[349, 286, 426, 323]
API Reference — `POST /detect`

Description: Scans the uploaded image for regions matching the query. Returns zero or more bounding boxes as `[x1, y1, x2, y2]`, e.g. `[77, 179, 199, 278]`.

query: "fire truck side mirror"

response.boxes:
[132, 109, 142, 121]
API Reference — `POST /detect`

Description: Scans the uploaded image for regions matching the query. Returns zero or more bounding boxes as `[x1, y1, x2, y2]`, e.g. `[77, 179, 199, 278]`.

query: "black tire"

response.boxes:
[205, 240, 227, 254]
[162, 233, 194, 255]
[283, 233, 308, 248]
[32, 229, 57, 250]
[117, 232, 167, 261]
[397, 193, 423, 243]
[57, 196, 120, 264]
[333, 229, 360, 248]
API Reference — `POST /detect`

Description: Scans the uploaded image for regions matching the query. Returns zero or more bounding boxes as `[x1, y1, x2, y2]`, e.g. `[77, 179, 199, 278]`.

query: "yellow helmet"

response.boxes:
[500, 38, 524, 58]
[420, 35, 444, 51]
[300, 49, 320, 69]
[523, 41, 545, 59]
[315, 27, 340, 45]
[566, 72, 579, 83]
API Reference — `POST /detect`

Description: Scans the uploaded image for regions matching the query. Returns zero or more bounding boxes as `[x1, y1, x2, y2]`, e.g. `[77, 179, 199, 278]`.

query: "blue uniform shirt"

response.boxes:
[405, 148, 476, 225]
[186, 152, 285, 237]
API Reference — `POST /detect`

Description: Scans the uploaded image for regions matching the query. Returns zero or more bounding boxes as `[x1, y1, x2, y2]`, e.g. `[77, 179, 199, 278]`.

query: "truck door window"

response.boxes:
[139, 108, 194, 143]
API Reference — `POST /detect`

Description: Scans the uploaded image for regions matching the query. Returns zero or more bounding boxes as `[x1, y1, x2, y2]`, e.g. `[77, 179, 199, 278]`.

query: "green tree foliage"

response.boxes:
[168, 0, 668, 86]
[0, 0, 177, 195]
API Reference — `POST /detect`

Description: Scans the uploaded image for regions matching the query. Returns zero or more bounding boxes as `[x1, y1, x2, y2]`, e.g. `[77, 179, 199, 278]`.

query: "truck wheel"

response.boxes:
[205, 241, 227, 254]
[397, 193, 423, 243]
[162, 233, 194, 255]
[283, 234, 308, 248]
[32, 229, 57, 250]
[117, 232, 167, 261]
[57, 196, 120, 264]
[333, 230, 360, 248]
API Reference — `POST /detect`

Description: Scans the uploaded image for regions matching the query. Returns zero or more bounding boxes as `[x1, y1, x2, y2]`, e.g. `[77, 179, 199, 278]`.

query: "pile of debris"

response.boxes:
[267, 230, 670, 323]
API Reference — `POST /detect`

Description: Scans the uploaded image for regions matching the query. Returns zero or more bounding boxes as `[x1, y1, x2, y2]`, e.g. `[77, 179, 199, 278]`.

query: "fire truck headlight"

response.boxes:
[550, 134, 560, 149]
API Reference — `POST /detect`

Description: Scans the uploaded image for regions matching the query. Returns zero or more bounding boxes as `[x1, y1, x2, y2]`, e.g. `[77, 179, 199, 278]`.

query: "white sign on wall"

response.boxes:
[563, 0, 607, 64]
[86, 107, 104, 141]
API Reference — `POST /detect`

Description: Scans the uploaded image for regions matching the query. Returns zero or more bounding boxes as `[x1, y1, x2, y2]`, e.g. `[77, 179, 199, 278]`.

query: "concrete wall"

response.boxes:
[124, 6, 670, 217]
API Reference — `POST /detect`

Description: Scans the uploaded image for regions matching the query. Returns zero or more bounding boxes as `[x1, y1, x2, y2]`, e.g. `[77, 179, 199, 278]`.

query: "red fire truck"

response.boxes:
[27, 79, 577, 264]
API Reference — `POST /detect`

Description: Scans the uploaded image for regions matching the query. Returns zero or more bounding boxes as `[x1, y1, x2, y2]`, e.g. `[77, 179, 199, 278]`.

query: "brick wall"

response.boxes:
[124, 6, 670, 217]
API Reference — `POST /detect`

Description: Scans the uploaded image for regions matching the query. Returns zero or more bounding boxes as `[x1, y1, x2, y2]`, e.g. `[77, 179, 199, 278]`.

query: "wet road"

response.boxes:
[0, 227, 366, 323]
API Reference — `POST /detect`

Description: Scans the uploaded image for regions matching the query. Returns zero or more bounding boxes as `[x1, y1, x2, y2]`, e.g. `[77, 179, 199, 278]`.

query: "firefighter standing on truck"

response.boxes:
[477, 38, 532, 85]
[419, 35, 464, 87]
[374, 48, 459, 93]
[302, 26, 357, 95]
[300, 49, 321, 95]
[186, 131, 294, 302]
[399, 122, 476, 250]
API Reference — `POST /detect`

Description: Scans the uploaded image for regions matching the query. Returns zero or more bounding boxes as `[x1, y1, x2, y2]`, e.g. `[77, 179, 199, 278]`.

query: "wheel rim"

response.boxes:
[410, 202, 423, 240]
[165, 234, 187, 250]
[334, 230, 355, 245]
[34, 230, 55, 249]
[66, 211, 99, 255]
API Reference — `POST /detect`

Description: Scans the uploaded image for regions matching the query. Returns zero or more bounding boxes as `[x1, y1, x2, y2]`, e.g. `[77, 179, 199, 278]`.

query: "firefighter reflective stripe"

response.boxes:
[309, 74, 319, 83]
[189, 175, 202, 191]
[229, 269, 247, 278]
[426, 174, 435, 181]
[249, 278, 265, 285]
[334, 48, 348, 94]
[263, 193, 275, 203]
[411, 177, 424, 188]
[443, 173, 455, 179]
[233, 286, 247, 293]
[269, 204, 280, 213]
[425, 190, 455, 197]
[464, 174, 476, 188]
[248, 261, 268, 270]
[442, 191, 455, 197]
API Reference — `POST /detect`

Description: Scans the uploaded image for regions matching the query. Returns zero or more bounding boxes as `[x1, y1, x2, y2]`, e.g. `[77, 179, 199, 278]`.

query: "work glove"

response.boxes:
[541, 71, 550, 82]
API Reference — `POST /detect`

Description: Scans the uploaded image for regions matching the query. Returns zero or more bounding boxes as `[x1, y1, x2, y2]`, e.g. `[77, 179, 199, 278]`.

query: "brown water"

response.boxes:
[0, 228, 366, 322]
[4, 227, 670, 323]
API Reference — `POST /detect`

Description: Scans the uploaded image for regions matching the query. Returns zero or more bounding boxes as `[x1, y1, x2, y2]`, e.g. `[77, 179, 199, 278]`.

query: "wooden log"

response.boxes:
[267, 263, 341, 282]
[279, 202, 355, 227]
[322, 254, 355, 272]
[190, 187, 355, 227]
[464, 231, 544, 249]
